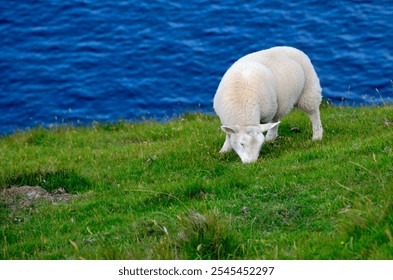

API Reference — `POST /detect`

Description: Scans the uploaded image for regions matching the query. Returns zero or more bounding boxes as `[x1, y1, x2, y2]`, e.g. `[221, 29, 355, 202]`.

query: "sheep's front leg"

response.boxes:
[265, 123, 279, 142]
[309, 110, 323, 141]
[219, 134, 233, 153]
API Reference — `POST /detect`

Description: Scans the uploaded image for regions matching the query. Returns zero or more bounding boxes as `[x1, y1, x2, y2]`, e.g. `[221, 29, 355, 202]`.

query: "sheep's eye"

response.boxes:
[240, 143, 245, 148]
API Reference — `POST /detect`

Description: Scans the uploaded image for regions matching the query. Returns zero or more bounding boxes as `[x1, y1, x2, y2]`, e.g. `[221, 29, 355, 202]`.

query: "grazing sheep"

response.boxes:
[213, 46, 323, 163]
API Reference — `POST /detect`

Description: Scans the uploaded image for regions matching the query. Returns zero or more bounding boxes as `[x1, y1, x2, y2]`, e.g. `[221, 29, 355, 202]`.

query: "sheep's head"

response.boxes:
[221, 122, 280, 163]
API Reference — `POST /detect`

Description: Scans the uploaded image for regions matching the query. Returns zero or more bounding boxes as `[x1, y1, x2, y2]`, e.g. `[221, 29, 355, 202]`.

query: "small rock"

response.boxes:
[146, 155, 157, 164]
[240, 206, 250, 214]
[384, 120, 392, 127]
[290, 127, 301, 133]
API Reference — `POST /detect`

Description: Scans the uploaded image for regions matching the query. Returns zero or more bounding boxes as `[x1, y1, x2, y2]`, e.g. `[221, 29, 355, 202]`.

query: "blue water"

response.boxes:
[1, 0, 392, 135]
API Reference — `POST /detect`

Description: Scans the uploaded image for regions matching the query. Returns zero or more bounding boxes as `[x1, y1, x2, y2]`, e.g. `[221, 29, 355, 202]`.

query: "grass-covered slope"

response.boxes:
[1, 105, 392, 259]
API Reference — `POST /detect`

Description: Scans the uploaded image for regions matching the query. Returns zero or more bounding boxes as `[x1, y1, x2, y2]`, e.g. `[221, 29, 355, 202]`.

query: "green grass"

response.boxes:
[1, 105, 392, 260]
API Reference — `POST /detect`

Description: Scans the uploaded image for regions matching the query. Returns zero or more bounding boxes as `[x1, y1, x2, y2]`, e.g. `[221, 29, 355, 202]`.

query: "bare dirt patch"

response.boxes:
[1, 186, 73, 211]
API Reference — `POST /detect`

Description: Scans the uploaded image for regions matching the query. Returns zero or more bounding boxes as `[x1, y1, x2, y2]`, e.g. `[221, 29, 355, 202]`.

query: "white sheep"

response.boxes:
[213, 46, 323, 163]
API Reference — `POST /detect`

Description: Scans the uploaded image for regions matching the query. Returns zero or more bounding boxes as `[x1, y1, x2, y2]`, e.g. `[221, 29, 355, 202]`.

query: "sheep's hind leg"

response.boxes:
[219, 135, 233, 153]
[309, 110, 323, 141]
[265, 124, 279, 142]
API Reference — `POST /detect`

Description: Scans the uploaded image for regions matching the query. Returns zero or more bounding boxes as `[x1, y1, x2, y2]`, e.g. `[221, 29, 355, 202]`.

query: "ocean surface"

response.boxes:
[1, 0, 392, 134]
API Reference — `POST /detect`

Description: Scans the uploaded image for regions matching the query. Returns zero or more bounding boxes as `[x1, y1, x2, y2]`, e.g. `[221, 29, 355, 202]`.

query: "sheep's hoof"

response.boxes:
[312, 133, 323, 141]
[219, 148, 231, 153]
[265, 136, 277, 142]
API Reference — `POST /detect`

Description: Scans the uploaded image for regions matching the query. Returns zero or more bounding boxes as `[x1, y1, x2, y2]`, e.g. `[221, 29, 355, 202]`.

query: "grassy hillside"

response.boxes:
[1, 105, 392, 260]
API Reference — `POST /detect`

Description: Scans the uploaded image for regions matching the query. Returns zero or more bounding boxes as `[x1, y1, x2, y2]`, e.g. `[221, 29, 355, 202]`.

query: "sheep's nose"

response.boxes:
[241, 157, 257, 164]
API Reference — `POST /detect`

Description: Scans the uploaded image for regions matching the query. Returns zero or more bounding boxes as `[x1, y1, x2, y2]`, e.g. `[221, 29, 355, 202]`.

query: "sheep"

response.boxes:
[213, 46, 323, 163]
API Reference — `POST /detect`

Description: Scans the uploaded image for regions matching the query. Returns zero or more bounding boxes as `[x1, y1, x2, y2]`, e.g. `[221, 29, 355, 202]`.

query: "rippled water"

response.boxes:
[1, 0, 392, 134]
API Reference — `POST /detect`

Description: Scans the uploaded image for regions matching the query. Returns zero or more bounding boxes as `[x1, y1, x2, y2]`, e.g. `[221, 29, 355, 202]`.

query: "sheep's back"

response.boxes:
[214, 46, 318, 124]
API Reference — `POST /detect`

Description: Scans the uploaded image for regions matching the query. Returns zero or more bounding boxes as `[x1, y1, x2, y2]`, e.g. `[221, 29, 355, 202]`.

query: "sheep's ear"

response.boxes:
[221, 125, 239, 134]
[259, 121, 280, 132]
